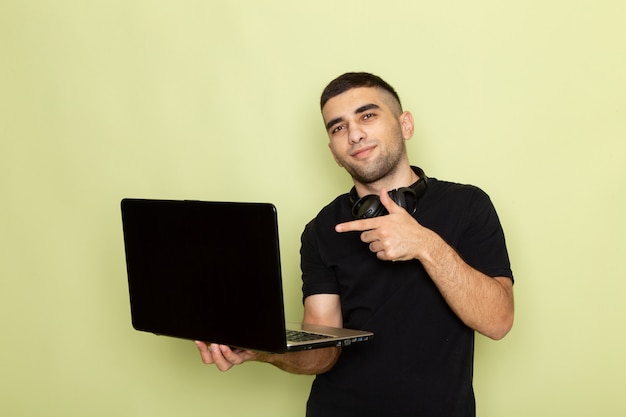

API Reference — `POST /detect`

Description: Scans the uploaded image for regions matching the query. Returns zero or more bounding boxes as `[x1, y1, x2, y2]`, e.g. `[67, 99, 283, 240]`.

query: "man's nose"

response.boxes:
[348, 124, 365, 144]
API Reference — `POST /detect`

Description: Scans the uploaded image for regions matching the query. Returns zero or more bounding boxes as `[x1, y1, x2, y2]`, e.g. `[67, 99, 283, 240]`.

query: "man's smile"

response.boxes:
[350, 145, 377, 160]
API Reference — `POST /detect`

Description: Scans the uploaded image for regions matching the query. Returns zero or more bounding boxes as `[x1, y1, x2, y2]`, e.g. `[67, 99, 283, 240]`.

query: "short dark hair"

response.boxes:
[320, 72, 402, 110]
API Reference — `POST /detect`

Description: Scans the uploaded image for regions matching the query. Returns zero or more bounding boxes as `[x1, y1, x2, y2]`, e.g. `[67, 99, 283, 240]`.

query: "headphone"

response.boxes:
[349, 166, 428, 219]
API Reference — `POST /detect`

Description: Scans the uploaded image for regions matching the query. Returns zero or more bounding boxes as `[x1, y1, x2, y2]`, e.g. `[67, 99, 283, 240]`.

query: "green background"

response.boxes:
[2, 1, 625, 416]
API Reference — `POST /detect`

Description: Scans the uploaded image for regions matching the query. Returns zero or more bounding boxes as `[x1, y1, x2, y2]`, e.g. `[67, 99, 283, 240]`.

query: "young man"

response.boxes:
[195, 72, 514, 416]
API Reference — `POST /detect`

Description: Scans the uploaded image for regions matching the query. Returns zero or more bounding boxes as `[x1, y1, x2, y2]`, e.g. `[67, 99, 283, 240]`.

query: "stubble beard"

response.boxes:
[343, 135, 407, 186]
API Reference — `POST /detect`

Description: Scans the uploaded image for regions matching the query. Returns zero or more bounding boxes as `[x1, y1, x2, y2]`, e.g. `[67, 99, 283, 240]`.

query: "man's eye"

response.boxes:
[363, 113, 375, 120]
[332, 125, 345, 134]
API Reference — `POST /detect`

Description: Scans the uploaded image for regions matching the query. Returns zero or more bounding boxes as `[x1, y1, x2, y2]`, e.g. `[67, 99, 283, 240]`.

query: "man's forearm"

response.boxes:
[417, 229, 514, 340]
[254, 346, 341, 375]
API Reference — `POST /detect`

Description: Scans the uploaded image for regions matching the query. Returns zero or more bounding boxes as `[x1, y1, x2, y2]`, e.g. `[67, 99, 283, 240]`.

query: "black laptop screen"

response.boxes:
[121, 199, 288, 352]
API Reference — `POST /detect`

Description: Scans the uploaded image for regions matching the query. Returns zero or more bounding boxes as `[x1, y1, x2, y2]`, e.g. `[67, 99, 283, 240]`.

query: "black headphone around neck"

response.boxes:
[348, 166, 428, 219]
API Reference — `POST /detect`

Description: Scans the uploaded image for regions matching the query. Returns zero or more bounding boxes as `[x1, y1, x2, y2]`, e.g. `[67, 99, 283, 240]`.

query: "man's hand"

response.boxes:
[335, 188, 428, 262]
[194, 341, 259, 372]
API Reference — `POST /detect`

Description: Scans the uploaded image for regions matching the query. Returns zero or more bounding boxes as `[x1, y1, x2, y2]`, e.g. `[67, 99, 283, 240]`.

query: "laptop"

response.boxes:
[120, 198, 373, 353]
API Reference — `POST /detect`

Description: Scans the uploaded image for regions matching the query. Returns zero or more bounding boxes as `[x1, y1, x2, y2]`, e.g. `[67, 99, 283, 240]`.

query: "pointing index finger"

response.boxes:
[335, 218, 375, 233]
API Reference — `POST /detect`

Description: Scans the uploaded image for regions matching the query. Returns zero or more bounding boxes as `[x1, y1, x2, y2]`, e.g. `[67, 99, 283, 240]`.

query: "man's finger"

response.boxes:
[220, 345, 245, 365]
[194, 341, 214, 364]
[210, 344, 235, 372]
[379, 187, 402, 214]
[335, 218, 375, 233]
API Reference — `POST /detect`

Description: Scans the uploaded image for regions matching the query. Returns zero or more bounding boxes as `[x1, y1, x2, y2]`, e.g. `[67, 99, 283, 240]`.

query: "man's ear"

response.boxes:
[400, 111, 415, 140]
[328, 143, 344, 167]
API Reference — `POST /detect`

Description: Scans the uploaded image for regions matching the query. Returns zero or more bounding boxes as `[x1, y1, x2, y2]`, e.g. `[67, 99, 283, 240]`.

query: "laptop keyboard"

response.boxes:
[286, 329, 333, 342]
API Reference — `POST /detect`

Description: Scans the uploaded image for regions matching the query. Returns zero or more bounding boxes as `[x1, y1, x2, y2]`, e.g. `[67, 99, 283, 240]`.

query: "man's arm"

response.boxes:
[195, 293, 343, 373]
[335, 189, 514, 340]
[414, 234, 514, 340]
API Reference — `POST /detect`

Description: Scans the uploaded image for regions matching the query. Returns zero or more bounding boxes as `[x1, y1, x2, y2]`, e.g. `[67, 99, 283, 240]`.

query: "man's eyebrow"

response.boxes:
[355, 103, 380, 114]
[325, 103, 381, 131]
[325, 117, 344, 131]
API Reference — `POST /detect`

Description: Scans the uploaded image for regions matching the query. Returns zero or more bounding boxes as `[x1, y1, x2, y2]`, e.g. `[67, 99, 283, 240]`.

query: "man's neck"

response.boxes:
[353, 163, 419, 197]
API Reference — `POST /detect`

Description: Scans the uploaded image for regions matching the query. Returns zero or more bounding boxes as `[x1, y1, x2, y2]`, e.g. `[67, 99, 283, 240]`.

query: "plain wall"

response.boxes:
[1, 1, 625, 416]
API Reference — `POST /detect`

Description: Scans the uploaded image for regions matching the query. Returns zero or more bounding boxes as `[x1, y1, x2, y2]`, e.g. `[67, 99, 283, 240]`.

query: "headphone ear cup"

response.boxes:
[389, 189, 404, 207]
[349, 167, 427, 219]
[352, 194, 386, 219]
[351, 188, 418, 218]
[396, 187, 417, 214]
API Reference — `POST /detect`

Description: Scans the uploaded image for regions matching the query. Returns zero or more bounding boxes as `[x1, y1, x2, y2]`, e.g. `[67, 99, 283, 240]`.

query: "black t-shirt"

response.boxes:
[300, 174, 513, 417]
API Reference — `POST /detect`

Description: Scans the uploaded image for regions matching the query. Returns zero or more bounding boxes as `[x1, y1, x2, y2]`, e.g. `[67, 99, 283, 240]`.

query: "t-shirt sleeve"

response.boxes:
[300, 219, 341, 300]
[457, 188, 514, 281]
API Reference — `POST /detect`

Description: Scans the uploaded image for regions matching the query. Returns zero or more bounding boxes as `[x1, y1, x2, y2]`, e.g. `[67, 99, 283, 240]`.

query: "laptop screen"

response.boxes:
[121, 199, 289, 352]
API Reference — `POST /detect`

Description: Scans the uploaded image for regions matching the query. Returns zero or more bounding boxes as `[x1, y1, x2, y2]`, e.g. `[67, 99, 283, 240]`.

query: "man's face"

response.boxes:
[322, 87, 413, 185]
